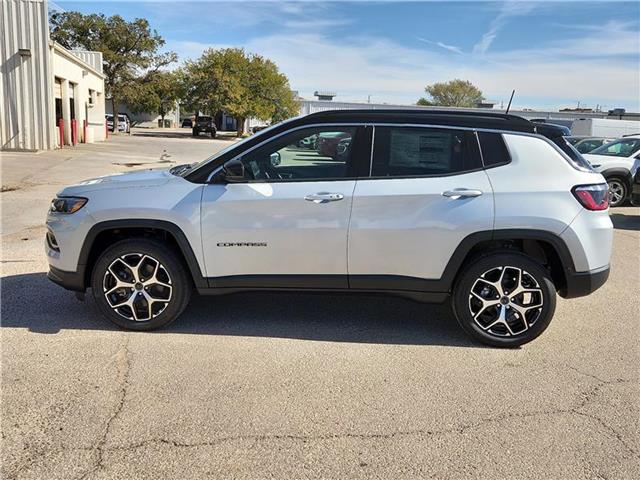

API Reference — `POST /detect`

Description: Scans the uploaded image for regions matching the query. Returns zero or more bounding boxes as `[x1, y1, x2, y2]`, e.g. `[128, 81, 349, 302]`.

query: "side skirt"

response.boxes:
[200, 274, 450, 304]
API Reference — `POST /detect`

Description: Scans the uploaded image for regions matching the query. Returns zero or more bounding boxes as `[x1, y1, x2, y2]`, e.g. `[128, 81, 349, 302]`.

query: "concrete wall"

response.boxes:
[52, 43, 106, 144]
[0, 0, 55, 151]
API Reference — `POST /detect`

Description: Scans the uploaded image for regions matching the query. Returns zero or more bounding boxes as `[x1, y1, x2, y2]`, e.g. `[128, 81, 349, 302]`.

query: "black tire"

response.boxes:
[192, 127, 199, 137]
[451, 251, 556, 348]
[606, 176, 628, 207]
[91, 238, 192, 331]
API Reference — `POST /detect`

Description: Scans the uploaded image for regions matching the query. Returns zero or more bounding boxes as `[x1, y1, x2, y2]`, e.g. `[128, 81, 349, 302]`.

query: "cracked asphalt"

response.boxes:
[1, 130, 639, 479]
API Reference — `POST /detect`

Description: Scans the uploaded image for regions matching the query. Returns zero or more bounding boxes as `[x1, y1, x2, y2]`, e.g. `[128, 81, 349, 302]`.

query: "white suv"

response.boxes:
[583, 135, 640, 207]
[46, 110, 613, 347]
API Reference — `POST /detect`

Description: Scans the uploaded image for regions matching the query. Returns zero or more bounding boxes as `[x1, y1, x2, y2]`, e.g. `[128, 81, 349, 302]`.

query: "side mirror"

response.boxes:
[270, 152, 281, 166]
[215, 158, 245, 183]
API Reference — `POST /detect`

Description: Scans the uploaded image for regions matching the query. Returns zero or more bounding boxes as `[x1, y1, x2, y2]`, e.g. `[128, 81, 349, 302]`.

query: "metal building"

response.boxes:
[1, 0, 106, 151]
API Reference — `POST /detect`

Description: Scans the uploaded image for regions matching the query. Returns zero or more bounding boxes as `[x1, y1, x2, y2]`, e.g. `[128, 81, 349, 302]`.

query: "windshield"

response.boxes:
[589, 138, 640, 158]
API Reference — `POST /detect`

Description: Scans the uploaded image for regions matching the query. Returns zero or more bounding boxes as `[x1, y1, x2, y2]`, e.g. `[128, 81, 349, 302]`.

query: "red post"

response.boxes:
[83, 119, 87, 143]
[58, 119, 64, 149]
[71, 119, 77, 146]
[105, 119, 109, 139]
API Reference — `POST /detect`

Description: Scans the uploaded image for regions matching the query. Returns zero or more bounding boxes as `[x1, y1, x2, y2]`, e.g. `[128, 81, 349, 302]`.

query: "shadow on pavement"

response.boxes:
[610, 212, 640, 232]
[0, 272, 480, 348]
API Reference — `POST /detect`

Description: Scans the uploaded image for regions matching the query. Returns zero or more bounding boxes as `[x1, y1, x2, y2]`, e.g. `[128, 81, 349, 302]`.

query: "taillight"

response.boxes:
[572, 184, 609, 211]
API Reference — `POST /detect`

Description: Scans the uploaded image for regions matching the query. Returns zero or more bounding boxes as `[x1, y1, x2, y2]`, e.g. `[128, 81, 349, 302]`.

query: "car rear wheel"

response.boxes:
[606, 177, 627, 207]
[91, 239, 192, 331]
[452, 252, 556, 348]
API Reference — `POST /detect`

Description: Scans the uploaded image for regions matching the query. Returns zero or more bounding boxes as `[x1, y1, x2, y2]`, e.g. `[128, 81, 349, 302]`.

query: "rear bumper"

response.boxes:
[560, 264, 610, 299]
[48, 266, 86, 292]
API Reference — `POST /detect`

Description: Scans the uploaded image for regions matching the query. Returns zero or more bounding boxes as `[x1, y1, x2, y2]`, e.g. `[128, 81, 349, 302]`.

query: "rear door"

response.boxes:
[200, 125, 368, 288]
[348, 125, 494, 290]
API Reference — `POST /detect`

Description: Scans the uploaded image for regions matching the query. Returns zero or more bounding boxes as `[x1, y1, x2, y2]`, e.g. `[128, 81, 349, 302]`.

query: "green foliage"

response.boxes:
[50, 12, 176, 129]
[183, 48, 298, 135]
[417, 79, 484, 108]
[126, 70, 184, 123]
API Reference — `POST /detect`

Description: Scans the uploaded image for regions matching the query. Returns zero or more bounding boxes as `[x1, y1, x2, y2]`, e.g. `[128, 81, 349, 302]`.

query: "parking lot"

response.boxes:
[1, 130, 639, 479]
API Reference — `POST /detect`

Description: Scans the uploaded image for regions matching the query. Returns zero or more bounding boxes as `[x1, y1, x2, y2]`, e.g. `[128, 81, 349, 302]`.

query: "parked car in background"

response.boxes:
[46, 109, 612, 348]
[530, 119, 571, 136]
[105, 114, 130, 133]
[252, 125, 269, 134]
[192, 116, 216, 138]
[629, 158, 640, 206]
[181, 118, 193, 128]
[583, 135, 640, 207]
[317, 131, 352, 158]
[565, 136, 614, 154]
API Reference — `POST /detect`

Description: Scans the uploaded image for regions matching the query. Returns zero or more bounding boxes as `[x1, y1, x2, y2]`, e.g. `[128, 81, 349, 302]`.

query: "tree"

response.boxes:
[182, 48, 298, 136]
[49, 12, 176, 132]
[417, 79, 484, 108]
[126, 70, 184, 127]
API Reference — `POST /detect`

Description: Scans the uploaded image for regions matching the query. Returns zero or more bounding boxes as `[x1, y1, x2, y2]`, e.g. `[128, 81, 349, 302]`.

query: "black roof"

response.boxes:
[304, 108, 536, 134]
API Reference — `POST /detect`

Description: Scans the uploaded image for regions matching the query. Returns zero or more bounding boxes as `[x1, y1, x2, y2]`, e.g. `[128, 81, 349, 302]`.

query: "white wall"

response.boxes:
[51, 43, 106, 144]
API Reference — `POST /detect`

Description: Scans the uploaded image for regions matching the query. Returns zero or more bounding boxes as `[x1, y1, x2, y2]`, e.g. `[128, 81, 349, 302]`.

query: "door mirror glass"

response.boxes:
[217, 158, 245, 183]
[270, 152, 281, 166]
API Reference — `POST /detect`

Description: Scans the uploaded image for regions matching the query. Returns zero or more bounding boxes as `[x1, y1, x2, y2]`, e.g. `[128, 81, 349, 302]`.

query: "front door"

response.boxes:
[200, 125, 366, 289]
[348, 125, 494, 290]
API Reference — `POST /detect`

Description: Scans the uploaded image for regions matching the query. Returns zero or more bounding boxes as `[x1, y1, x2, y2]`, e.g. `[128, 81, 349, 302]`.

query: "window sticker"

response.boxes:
[389, 131, 452, 169]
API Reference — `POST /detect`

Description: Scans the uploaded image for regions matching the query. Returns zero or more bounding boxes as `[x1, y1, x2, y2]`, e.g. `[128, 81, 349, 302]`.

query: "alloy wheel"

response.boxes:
[607, 180, 625, 206]
[468, 266, 544, 337]
[103, 253, 172, 321]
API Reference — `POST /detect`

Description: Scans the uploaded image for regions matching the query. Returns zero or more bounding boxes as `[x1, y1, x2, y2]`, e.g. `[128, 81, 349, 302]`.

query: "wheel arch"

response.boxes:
[79, 219, 207, 290]
[443, 229, 576, 297]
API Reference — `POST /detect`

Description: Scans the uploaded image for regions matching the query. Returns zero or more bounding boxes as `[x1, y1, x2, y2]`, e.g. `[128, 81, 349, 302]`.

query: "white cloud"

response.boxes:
[473, 2, 536, 55]
[417, 38, 463, 55]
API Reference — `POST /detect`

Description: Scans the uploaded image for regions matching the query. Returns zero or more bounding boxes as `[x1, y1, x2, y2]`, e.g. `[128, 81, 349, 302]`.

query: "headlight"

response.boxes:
[50, 197, 87, 214]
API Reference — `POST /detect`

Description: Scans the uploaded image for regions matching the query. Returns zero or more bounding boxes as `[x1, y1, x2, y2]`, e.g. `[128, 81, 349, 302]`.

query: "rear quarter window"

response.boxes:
[477, 132, 511, 167]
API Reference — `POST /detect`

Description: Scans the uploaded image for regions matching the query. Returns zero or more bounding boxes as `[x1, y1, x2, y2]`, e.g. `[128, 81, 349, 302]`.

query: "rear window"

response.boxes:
[477, 132, 510, 167]
[553, 137, 593, 171]
[371, 127, 481, 177]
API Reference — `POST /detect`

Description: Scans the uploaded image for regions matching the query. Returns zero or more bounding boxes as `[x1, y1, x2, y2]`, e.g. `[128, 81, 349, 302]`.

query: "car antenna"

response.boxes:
[505, 89, 516, 114]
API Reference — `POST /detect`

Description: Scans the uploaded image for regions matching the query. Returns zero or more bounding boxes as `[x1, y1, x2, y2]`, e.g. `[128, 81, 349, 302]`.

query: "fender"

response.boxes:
[600, 167, 631, 182]
[77, 219, 208, 290]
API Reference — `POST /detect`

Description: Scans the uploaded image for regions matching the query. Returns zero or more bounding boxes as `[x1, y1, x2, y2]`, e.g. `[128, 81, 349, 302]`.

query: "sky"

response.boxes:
[54, 1, 640, 111]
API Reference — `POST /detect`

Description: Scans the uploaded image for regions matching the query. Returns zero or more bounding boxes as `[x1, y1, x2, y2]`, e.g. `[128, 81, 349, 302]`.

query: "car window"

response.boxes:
[575, 139, 602, 154]
[477, 132, 511, 167]
[234, 127, 358, 182]
[589, 138, 640, 157]
[371, 127, 480, 177]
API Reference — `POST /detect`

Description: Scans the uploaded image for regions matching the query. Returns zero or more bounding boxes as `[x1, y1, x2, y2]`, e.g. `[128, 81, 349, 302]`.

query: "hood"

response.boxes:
[58, 168, 175, 196]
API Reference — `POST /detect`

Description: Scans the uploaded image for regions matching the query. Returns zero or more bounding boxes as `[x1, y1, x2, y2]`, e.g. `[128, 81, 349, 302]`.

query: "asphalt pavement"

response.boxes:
[1, 129, 638, 479]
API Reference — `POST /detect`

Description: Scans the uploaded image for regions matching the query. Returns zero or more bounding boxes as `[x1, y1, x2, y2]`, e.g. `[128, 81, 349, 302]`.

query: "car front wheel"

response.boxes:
[452, 252, 556, 348]
[91, 239, 192, 331]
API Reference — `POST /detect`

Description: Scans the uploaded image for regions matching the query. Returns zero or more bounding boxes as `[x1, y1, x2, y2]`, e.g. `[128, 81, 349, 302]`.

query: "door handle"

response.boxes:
[304, 192, 344, 204]
[442, 189, 483, 199]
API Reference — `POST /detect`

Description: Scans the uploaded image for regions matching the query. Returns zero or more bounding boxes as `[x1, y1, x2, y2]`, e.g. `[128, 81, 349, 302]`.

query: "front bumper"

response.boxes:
[48, 265, 86, 292]
[560, 264, 610, 299]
